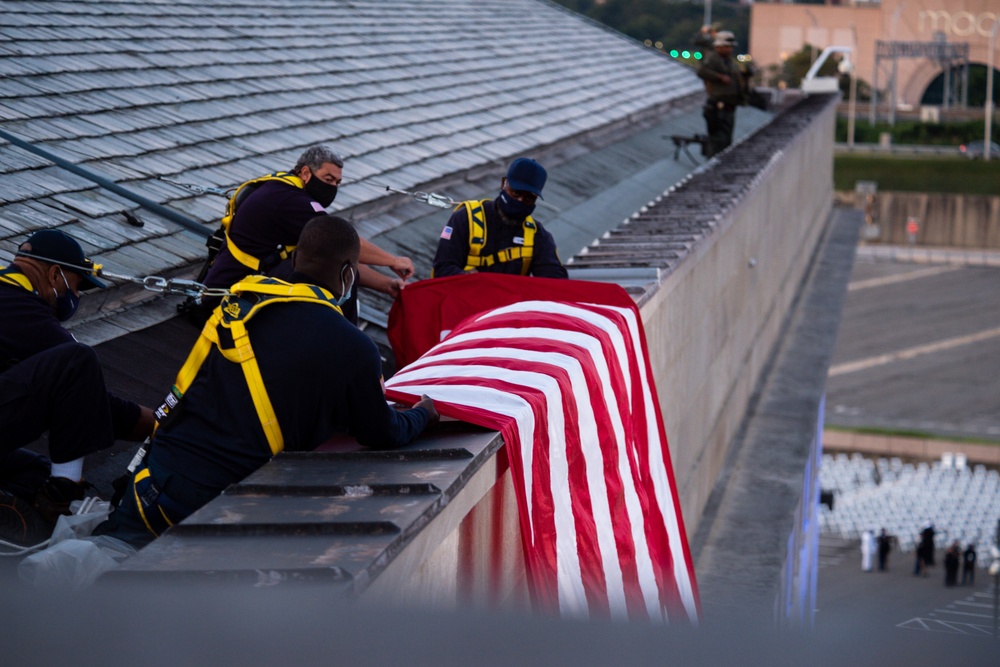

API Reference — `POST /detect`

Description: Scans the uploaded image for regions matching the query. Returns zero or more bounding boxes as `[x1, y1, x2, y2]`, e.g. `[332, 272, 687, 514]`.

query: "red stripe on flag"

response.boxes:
[450, 308, 655, 618]
[398, 352, 614, 618]
[386, 274, 700, 623]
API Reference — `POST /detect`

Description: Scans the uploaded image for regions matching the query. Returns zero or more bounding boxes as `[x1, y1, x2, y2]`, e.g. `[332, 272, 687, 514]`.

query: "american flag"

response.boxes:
[385, 274, 699, 623]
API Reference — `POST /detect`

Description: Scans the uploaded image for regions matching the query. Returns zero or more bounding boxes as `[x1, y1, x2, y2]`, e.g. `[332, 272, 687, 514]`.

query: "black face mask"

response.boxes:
[497, 190, 535, 223]
[54, 269, 80, 322]
[303, 177, 338, 208]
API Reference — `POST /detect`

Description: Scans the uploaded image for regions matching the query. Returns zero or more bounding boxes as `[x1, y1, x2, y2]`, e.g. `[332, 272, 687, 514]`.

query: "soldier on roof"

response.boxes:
[432, 158, 568, 279]
[696, 31, 745, 158]
[0, 230, 155, 547]
[198, 144, 414, 324]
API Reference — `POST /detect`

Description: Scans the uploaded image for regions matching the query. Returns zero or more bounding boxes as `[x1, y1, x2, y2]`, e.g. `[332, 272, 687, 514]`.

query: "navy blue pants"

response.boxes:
[0, 342, 118, 464]
[94, 455, 220, 548]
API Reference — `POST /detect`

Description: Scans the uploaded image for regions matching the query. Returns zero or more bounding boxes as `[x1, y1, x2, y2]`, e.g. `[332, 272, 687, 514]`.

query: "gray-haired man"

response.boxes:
[202, 145, 413, 323]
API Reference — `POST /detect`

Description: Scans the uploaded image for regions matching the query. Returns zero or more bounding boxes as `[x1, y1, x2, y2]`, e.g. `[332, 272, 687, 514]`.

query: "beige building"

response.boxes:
[750, 0, 998, 109]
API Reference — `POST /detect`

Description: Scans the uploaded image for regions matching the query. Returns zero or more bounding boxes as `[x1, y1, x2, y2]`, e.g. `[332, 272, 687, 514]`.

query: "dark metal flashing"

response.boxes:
[105, 424, 504, 592]
[0, 127, 207, 235]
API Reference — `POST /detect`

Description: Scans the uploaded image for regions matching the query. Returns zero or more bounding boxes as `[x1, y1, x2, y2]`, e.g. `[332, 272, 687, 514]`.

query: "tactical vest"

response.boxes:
[460, 199, 537, 276]
[220, 172, 305, 272]
[157, 276, 343, 457]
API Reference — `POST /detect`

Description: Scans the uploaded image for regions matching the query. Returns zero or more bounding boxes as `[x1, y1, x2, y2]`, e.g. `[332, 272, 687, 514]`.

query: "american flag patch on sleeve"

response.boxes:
[440, 226, 453, 240]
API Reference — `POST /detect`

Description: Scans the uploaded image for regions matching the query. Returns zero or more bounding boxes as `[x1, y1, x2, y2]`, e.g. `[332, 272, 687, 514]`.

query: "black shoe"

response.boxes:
[0, 490, 52, 549]
[33, 476, 92, 525]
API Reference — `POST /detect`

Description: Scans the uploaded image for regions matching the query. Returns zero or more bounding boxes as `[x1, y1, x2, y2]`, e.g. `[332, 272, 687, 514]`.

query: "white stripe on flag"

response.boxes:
[388, 300, 699, 622]
[400, 345, 633, 618]
[475, 302, 635, 404]
[389, 363, 590, 615]
[384, 379, 537, 531]
[598, 303, 699, 623]
[461, 308, 668, 617]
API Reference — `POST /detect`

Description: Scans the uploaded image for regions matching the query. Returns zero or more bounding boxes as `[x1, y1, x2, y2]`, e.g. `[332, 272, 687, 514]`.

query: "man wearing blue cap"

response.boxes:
[432, 158, 568, 279]
[0, 229, 155, 544]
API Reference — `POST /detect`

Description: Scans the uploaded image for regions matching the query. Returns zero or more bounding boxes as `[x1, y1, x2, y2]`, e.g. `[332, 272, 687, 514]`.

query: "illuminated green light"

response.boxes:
[670, 49, 679, 58]
[694, 52, 702, 60]
[681, 50, 691, 59]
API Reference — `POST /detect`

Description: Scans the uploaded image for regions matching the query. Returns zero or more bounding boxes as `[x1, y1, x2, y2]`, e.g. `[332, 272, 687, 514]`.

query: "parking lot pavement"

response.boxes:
[825, 251, 1000, 442]
[816, 534, 999, 641]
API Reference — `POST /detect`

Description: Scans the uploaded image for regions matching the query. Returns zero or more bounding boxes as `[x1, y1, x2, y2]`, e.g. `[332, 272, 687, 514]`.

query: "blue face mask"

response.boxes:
[331, 264, 355, 307]
[53, 269, 80, 322]
[497, 190, 536, 223]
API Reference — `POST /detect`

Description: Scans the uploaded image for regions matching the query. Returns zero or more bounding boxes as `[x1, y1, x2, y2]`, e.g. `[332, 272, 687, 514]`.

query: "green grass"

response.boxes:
[836, 118, 998, 145]
[834, 155, 1000, 195]
[826, 424, 1000, 447]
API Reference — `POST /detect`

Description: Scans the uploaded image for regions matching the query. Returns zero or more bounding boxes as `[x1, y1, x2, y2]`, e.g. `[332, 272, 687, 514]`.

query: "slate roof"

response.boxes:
[0, 0, 702, 327]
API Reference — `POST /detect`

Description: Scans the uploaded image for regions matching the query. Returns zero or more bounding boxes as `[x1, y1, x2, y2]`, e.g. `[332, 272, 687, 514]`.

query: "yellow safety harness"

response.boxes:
[220, 172, 305, 272]
[0, 266, 34, 293]
[461, 199, 537, 275]
[158, 275, 343, 457]
[134, 276, 344, 538]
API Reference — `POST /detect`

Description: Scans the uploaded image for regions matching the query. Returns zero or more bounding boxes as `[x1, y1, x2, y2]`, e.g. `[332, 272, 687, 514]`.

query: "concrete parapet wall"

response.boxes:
[844, 191, 1000, 249]
[824, 429, 1000, 467]
[640, 99, 837, 537]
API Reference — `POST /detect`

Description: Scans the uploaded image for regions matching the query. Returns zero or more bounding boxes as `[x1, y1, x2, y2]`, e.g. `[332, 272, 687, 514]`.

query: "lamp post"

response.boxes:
[985, 18, 999, 161]
[848, 26, 858, 149]
[805, 9, 818, 66]
[704, 0, 712, 31]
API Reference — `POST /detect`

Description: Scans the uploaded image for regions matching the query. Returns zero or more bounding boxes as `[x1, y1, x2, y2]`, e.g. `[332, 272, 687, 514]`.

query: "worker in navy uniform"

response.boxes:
[0, 230, 155, 543]
[696, 31, 744, 158]
[432, 158, 568, 279]
[96, 215, 438, 548]
[200, 144, 414, 324]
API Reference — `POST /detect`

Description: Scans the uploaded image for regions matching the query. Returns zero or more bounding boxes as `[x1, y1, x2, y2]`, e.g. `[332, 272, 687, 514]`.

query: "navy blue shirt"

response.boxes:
[151, 273, 430, 490]
[204, 180, 327, 290]
[0, 267, 140, 435]
[432, 197, 568, 278]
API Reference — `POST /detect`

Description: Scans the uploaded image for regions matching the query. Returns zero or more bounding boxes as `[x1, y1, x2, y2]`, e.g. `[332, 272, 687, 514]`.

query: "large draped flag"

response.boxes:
[385, 274, 699, 623]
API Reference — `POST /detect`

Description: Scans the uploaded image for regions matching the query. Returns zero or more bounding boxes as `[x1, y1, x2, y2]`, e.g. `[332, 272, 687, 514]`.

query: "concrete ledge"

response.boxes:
[855, 244, 1000, 267]
[823, 429, 1000, 466]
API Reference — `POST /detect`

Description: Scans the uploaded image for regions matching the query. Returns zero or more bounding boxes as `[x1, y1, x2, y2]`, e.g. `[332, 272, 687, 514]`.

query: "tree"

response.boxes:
[552, 0, 750, 58]
[921, 65, 1000, 107]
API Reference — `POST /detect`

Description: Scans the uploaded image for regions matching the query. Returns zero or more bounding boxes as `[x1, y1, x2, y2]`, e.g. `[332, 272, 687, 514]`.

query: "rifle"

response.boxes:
[666, 134, 708, 163]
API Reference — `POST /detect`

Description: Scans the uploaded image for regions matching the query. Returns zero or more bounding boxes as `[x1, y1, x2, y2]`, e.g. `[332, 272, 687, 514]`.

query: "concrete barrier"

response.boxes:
[823, 429, 1000, 467]
[841, 191, 1000, 249]
[641, 98, 836, 534]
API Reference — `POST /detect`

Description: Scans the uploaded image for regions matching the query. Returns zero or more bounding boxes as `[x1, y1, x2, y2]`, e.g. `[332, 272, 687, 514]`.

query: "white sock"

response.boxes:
[50, 458, 84, 482]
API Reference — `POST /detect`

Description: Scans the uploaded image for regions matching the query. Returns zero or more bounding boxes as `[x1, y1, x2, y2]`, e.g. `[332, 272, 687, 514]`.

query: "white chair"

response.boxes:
[954, 453, 967, 471]
[941, 452, 954, 469]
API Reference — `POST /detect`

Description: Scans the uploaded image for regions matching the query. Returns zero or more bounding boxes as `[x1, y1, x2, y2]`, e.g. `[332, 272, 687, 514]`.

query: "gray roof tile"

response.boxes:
[0, 0, 700, 315]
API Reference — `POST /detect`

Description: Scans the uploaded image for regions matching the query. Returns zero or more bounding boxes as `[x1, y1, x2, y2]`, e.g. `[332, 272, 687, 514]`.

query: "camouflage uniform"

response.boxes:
[697, 49, 743, 157]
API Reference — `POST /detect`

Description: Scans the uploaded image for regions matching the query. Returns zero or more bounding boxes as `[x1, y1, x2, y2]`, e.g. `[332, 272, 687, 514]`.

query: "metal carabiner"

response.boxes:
[163, 279, 209, 298]
[418, 192, 457, 209]
[142, 276, 169, 293]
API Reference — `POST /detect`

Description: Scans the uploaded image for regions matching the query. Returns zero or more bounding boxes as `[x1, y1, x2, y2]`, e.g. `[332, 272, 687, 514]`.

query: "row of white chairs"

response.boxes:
[819, 453, 999, 563]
